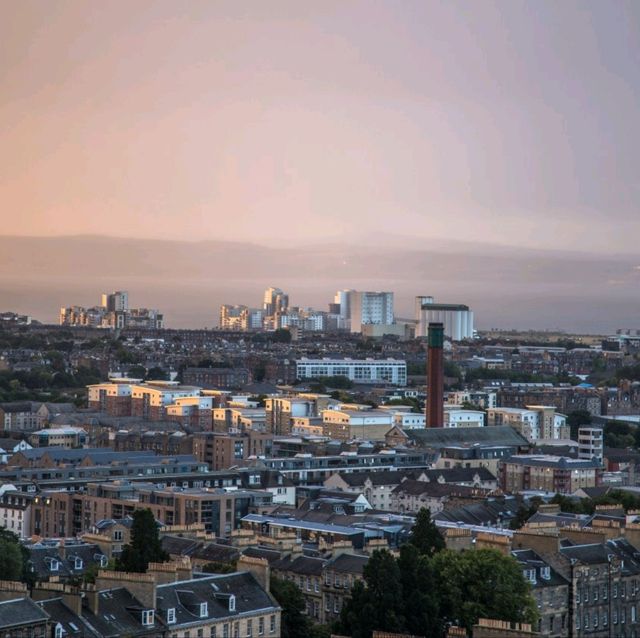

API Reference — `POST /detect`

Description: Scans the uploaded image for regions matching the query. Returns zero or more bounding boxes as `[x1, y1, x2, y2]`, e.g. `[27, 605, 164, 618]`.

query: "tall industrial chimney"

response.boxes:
[427, 322, 444, 427]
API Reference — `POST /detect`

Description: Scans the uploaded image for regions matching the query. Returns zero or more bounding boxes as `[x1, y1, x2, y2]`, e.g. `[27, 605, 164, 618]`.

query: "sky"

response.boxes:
[2, 1, 640, 252]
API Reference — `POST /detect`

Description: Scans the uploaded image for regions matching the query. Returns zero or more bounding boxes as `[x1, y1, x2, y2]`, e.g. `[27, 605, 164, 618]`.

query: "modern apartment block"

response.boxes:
[60, 291, 163, 329]
[499, 455, 602, 493]
[296, 357, 407, 385]
[192, 431, 273, 470]
[578, 426, 604, 465]
[349, 291, 394, 333]
[486, 405, 569, 442]
[219, 304, 263, 331]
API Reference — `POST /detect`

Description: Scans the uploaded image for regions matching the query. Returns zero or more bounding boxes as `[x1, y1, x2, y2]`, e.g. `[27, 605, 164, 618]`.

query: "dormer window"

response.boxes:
[47, 558, 59, 572]
[200, 602, 208, 618]
[540, 566, 551, 580]
[141, 610, 154, 626]
[228, 595, 235, 612]
[99, 555, 108, 568]
[167, 608, 176, 624]
[523, 568, 536, 584]
[74, 557, 83, 570]
[54, 624, 63, 638]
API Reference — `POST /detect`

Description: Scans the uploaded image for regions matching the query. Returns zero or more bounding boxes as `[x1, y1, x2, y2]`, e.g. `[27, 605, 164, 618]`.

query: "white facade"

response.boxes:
[578, 426, 604, 465]
[444, 408, 485, 428]
[296, 358, 407, 385]
[101, 290, 129, 312]
[393, 412, 426, 429]
[416, 296, 474, 341]
[0, 439, 32, 464]
[487, 406, 567, 442]
[350, 291, 394, 333]
[334, 290, 355, 320]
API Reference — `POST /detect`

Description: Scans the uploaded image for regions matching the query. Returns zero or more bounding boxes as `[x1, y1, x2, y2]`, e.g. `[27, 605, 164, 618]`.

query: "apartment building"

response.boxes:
[321, 408, 394, 441]
[296, 357, 407, 385]
[212, 407, 267, 432]
[192, 431, 273, 470]
[0, 401, 42, 432]
[30, 481, 271, 538]
[322, 553, 369, 624]
[487, 406, 568, 442]
[0, 484, 33, 538]
[182, 366, 251, 389]
[349, 291, 394, 333]
[499, 455, 602, 494]
[29, 427, 87, 449]
[87, 380, 134, 415]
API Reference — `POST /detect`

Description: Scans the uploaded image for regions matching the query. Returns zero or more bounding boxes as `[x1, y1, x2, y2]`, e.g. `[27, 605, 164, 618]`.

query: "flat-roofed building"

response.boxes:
[321, 408, 394, 441]
[499, 454, 602, 494]
[296, 358, 406, 386]
[487, 406, 568, 442]
[416, 296, 474, 341]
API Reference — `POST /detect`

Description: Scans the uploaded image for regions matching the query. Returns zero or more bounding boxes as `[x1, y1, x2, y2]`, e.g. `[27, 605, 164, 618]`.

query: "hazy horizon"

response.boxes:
[1, 2, 639, 331]
[1, 234, 638, 333]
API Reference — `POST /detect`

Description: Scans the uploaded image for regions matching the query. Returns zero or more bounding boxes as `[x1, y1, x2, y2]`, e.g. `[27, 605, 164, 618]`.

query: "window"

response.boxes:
[167, 608, 176, 624]
[270, 615, 276, 633]
[113, 530, 123, 541]
[210, 628, 217, 638]
[55, 625, 63, 638]
[142, 610, 154, 626]
[258, 617, 264, 635]
[74, 557, 83, 570]
[200, 602, 208, 618]
[603, 610, 608, 626]
[247, 619, 253, 637]
[229, 595, 236, 612]
[223, 624, 229, 638]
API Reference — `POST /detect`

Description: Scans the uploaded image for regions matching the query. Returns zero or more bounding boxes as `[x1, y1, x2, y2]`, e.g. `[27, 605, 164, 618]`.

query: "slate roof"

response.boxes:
[26, 543, 107, 581]
[325, 553, 369, 575]
[155, 572, 279, 627]
[0, 597, 49, 630]
[407, 426, 529, 449]
[434, 498, 519, 526]
[0, 401, 39, 413]
[81, 587, 158, 637]
[511, 549, 569, 588]
[241, 546, 283, 565]
[161, 535, 201, 557]
[392, 479, 489, 499]
[333, 470, 416, 487]
[191, 543, 240, 564]
[38, 597, 102, 637]
[272, 554, 326, 576]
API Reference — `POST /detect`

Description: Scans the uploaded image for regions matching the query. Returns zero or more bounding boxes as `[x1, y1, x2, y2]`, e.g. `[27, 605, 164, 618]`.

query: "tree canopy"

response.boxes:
[116, 509, 168, 573]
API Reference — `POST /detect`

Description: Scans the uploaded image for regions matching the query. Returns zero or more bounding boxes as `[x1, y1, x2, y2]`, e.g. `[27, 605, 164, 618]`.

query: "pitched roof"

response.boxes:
[155, 572, 278, 626]
[325, 553, 369, 575]
[407, 426, 528, 449]
[0, 597, 49, 629]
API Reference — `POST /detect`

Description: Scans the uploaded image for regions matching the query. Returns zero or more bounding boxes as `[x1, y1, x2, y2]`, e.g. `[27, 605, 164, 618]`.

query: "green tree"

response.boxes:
[397, 544, 441, 638]
[432, 549, 538, 633]
[145, 366, 168, 381]
[0, 529, 25, 581]
[269, 576, 313, 638]
[408, 507, 445, 557]
[338, 549, 404, 638]
[271, 328, 292, 343]
[116, 509, 168, 573]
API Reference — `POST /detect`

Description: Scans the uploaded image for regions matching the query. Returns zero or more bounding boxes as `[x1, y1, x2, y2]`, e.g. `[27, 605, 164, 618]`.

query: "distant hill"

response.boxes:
[0, 234, 638, 331]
